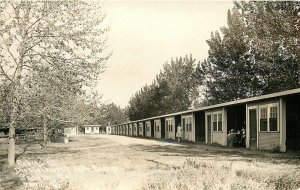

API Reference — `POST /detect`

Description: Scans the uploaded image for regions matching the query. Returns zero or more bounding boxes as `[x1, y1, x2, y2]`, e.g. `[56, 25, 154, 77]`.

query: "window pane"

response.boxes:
[260, 108, 267, 119]
[270, 107, 277, 118]
[269, 118, 278, 131]
[213, 114, 217, 131]
[218, 114, 222, 131]
[218, 121, 222, 131]
[218, 114, 222, 122]
[260, 119, 267, 131]
[213, 114, 217, 122]
[213, 122, 217, 131]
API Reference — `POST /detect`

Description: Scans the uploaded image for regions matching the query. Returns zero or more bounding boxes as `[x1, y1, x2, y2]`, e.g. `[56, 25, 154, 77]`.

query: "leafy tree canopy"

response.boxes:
[196, 1, 300, 105]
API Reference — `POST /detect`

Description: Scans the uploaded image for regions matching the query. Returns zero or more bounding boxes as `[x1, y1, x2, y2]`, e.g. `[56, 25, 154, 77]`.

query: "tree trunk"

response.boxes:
[43, 114, 47, 142]
[7, 125, 15, 166]
[8, 67, 22, 167]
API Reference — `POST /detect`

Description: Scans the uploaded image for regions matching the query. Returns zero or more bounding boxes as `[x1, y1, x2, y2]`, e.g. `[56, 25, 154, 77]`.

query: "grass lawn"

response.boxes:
[1, 135, 300, 190]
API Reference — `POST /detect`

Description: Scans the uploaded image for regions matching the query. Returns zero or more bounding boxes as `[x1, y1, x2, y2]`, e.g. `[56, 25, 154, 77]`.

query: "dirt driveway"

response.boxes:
[1, 134, 300, 190]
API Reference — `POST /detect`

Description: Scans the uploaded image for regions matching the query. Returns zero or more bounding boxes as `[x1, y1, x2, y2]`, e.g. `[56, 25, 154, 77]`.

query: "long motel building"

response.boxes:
[111, 88, 300, 152]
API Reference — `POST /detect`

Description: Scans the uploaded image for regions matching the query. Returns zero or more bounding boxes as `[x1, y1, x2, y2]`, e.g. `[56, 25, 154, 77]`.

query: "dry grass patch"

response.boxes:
[142, 158, 300, 190]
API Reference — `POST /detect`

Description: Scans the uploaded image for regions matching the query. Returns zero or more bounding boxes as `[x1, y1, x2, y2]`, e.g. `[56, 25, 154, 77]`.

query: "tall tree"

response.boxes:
[0, 0, 109, 166]
[128, 55, 199, 120]
[238, 1, 300, 93]
[196, 1, 300, 105]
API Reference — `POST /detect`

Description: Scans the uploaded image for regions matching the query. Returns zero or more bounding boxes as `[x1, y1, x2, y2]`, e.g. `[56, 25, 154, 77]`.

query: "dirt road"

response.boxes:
[1, 134, 300, 190]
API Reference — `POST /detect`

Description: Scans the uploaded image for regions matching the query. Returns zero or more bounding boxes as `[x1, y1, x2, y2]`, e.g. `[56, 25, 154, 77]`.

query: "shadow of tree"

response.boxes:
[0, 140, 79, 190]
[129, 142, 300, 165]
[0, 161, 23, 190]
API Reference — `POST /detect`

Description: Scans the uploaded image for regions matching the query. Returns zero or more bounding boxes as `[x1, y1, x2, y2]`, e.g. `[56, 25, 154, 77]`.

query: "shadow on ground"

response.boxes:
[129, 142, 300, 165]
[0, 140, 79, 190]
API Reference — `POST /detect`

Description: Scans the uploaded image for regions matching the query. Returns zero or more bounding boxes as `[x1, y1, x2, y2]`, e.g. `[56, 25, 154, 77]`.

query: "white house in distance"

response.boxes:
[64, 126, 78, 137]
[84, 125, 101, 134]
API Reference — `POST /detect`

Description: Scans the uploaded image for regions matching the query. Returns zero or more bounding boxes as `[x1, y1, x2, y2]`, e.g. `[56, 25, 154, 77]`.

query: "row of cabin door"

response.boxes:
[206, 108, 258, 149]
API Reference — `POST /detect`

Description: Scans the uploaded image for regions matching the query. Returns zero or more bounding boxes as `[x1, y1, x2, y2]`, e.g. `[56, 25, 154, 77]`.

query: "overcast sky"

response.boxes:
[98, 0, 234, 108]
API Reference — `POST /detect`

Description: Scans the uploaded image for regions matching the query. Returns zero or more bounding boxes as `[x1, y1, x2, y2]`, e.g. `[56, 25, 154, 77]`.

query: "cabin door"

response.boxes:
[207, 115, 212, 144]
[249, 109, 257, 149]
[91, 127, 94, 134]
[182, 118, 186, 140]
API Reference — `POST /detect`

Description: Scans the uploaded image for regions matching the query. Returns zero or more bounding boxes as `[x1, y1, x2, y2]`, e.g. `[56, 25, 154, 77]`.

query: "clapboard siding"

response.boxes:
[212, 132, 225, 145]
[184, 131, 193, 141]
[259, 132, 280, 150]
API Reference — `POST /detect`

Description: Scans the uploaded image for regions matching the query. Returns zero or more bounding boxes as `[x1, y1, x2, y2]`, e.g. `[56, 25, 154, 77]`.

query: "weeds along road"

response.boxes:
[1, 134, 300, 190]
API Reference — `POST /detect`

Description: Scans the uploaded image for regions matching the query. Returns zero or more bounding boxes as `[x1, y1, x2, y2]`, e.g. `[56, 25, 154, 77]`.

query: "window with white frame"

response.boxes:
[218, 114, 222, 131]
[183, 116, 192, 131]
[269, 106, 278, 131]
[213, 114, 217, 131]
[166, 119, 173, 132]
[259, 104, 279, 132]
[211, 112, 222, 131]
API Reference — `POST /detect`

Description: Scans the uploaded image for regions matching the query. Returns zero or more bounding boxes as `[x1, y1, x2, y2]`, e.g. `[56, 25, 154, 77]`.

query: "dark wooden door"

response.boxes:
[249, 109, 257, 149]
[207, 115, 211, 144]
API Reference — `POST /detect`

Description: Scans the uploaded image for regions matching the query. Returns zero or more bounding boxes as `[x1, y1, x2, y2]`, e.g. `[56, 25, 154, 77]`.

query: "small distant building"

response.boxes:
[84, 125, 101, 134]
[64, 126, 78, 137]
[106, 126, 111, 135]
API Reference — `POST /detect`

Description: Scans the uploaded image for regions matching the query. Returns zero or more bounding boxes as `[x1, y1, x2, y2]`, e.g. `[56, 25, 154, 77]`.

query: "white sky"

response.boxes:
[97, 0, 234, 108]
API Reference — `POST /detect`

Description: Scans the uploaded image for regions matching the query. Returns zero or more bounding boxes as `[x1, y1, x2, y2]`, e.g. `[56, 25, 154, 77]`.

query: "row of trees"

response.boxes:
[0, 0, 127, 166]
[128, 55, 200, 120]
[128, 1, 299, 120]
